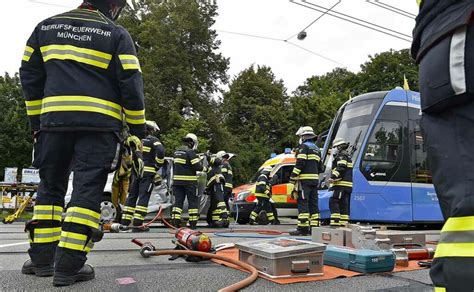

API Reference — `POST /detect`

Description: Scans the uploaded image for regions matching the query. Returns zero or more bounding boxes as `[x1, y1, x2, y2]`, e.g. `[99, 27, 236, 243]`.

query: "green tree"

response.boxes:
[0, 73, 32, 180]
[119, 0, 229, 151]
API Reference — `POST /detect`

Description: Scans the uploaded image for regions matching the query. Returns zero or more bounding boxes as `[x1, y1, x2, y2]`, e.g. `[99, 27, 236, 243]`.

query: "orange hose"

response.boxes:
[145, 249, 258, 291]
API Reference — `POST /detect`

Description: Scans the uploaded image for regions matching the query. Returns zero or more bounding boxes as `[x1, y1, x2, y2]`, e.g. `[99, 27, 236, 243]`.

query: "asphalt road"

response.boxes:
[0, 222, 435, 291]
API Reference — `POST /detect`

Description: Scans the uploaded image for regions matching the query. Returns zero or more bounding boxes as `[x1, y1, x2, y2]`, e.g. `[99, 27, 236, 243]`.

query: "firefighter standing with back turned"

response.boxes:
[328, 138, 353, 227]
[121, 121, 164, 231]
[412, 1, 474, 291]
[289, 126, 323, 236]
[171, 133, 204, 229]
[217, 151, 234, 212]
[206, 154, 229, 228]
[19, 0, 145, 286]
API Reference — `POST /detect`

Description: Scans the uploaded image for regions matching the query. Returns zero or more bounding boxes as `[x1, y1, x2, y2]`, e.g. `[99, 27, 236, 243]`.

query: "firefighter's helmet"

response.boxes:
[332, 137, 349, 148]
[85, 0, 135, 20]
[145, 120, 160, 134]
[261, 166, 273, 174]
[296, 126, 316, 138]
[216, 150, 229, 159]
[184, 133, 199, 150]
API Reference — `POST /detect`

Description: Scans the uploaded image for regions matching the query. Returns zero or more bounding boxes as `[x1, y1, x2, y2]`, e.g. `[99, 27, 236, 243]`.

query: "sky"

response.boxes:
[0, 0, 419, 93]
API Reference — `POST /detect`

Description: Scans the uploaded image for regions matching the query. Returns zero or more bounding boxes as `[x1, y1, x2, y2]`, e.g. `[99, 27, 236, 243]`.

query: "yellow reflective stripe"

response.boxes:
[34, 205, 64, 212]
[25, 99, 43, 115]
[337, 160, 347, 166]
[144, 166, 156, 173]
[173, 175, 197, 181]
[434, 288, 445, 292]
[331, 181, 353, 187]
[133, 213, 144, 220]
[33, 227, 61, 243]
[307, 154, 321, 161]
[118, 54, 141, 72]
[135, 205, 148, 212]
[225, 183, 233, 188]
[332, 170, 340, 177]
[174, 158, 187, 164]
[299, 174, 319, 179]
[64, 206, 100, 229]
[33, 205, 63, 221]
[434, 243, 474, 258]
[40, 95, 122, 120]
[292, 168, 301, 174]
[191, 158, 200, 165]
[347, 163, 353, 168]
[221, 168, 228, 173]
[41, 44, 112, 69]
[417, 0, 422, 7]
[123, 206, 135, 212]
[58, 231, 89, 252]
[297, 154, 307, 159]
[123, 108, 145, 125]
[142, 146, 151, 152]
[122, 214, 133, 220]
[156, 157, 164, 164]
[256, 181, 267, 185]
[441, 216, 474, 232]
[23, 46, 34, 62]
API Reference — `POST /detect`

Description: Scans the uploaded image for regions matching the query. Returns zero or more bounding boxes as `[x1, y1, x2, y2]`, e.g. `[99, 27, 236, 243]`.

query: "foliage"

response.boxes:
[0, 73, 32, 180]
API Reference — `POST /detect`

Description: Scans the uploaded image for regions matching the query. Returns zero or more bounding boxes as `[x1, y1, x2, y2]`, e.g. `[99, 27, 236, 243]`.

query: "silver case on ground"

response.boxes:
[311, 227, 354, 247]
[236, 238, 326, 278]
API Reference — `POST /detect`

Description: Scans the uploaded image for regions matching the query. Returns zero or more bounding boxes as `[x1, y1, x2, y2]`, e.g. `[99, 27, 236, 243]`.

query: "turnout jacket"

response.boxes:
[329, 150, 353, 191]
[290, 141, 323, 186]
[173, 146, 203, 185]
[255, 173, 271, 199]
[221, 160, 233, 190]
[142, 135, 165, 176]
[206, 156, 224, 188]
[412, 0, 474, 62]
[20, 7, 145, 138]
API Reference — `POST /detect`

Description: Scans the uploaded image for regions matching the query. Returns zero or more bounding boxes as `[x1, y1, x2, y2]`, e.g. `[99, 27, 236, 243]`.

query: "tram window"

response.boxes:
[412, 123, 433, 183]
[361, 120, 403, 182]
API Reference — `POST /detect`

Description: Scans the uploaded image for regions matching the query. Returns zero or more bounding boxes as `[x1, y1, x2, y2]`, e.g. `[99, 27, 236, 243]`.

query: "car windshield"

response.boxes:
[320, 94, 385, 186]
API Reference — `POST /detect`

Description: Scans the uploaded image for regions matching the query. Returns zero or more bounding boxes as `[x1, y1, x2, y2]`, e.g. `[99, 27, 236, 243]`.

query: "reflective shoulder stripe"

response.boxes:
[41, 44, 112, 69]
[307, 154, 321, 161]
[23, 45, 34, 62]
[191, 158, 200, 165]
[441, 216, 474, 232]
[123, 108, 145, 125]
[434, 242, 474, 258]
[119, 54, 142, 72]
[142, 146, 151, 152]
[297, 154, 307, 160]
[174, 158, 187, 164]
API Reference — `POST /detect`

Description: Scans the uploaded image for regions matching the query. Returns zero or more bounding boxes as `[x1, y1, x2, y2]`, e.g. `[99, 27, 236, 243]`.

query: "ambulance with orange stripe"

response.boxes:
[229, 150, 298, 224]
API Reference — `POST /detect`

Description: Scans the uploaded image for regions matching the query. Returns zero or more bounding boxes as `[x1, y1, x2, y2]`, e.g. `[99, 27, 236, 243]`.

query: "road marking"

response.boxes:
[0, 241, 29, 248]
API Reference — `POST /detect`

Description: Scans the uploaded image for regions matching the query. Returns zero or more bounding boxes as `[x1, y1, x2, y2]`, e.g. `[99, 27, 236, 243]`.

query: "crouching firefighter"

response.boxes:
[206, 154, 229, 228]
[249, 166, 276, 225]
[289, 126, 323, 236]
[121, 121, 164, 231]
[171, 133, 204, 229]
[328, 138, 353, 227]
[20, 0, 145, 286]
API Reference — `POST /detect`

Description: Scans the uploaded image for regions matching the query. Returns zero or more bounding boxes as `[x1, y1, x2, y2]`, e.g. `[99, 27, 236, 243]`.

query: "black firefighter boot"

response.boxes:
[189, 220, 197, 230]
[21, 259, 54, 277]
[289, 226, 310, 236]
[53, 264, 95, 287]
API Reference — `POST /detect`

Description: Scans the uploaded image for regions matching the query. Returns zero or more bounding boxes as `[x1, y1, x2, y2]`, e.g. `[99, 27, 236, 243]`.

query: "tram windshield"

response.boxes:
[321, 93, 385, 187]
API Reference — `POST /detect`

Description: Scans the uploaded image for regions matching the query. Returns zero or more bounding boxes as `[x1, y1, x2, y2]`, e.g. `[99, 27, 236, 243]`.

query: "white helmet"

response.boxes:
[185, 133, 198, 150]
[216, 151, 227, 159]
[333, 137, 348, 148]
[261, 166, 273, 174]
[145, 120, 160, 133]
[296, 126, 316, 138]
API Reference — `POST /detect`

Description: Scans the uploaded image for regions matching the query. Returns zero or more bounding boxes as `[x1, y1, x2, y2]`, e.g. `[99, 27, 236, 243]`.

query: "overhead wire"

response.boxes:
[367, 0, 416, 19]
[285, 0, 341, 41]
[290, 0, 412, 42]
[28, 0, 73, 9]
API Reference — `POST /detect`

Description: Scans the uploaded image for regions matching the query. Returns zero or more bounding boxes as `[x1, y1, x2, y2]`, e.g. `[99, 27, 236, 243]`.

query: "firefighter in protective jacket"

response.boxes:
[206, 154, 229, 228]
[217, 151, 233, 212]
[289, 126, 323, 235]
[328, 138, 353, 227]
[249, 166, 276, 225]
[171, 133, 204, 229]
[412, 1, 474, 290]
[121, 121, 164, 231]
[19, 0, 145, 286]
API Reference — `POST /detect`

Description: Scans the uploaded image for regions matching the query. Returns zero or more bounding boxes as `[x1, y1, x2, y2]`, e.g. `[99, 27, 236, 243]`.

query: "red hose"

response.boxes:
[144, 249, 258, 291]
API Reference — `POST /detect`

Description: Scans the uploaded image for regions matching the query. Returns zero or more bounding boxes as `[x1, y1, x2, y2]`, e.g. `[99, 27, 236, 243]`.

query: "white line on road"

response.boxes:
[0, 241, 29, 248]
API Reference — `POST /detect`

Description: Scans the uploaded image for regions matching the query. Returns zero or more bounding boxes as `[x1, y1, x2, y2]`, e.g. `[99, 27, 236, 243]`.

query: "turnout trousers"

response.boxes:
[329, 187, 351, 226]
[206, 183, 229, 226]
[296, 183, 320, 232]
[171, 184, 199, 228]
[421, 102, 474, 292]
[121, 174, 154, 226]
[27, 131, 119, 275]
[249, 196, 275, 224]
[418, 22, 474, 292]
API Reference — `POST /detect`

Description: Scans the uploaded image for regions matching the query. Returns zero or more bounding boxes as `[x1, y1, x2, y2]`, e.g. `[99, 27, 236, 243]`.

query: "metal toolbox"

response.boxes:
[236, 238, 326, 278]
[312, 227, 354, 247]
[376, 230, 426, 248]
